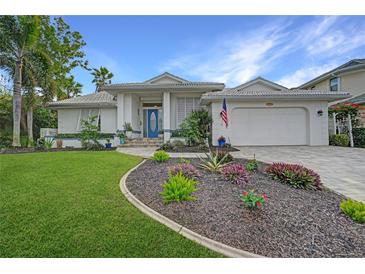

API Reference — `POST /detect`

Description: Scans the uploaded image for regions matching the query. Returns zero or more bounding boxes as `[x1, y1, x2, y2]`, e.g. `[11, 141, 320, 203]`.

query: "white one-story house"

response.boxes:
[48, 72, 350, 146]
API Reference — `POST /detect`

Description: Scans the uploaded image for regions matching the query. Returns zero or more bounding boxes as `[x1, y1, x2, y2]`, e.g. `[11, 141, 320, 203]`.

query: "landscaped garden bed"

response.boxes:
[0, 146, 116, 154]
[126, 157, 365, 258]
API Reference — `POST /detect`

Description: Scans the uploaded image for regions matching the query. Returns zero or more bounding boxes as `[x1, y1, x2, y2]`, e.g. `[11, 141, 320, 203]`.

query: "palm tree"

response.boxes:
[0, 16, 43, 146]
[91, 66, 113, 92]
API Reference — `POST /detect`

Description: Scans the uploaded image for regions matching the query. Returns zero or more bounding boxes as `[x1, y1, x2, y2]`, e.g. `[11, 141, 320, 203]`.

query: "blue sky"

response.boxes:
[58, 16, 365, 93]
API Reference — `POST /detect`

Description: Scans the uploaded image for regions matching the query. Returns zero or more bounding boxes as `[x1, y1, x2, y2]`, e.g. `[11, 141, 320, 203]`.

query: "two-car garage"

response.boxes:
[229, 107, 308, 146]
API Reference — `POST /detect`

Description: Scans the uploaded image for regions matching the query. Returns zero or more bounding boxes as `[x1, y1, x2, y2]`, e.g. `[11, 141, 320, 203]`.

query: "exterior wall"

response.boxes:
[58, 109, 80, 133]
[211, 100, 329, 146]
[100, 108, 117, 133]
[309, 70, 365, 97]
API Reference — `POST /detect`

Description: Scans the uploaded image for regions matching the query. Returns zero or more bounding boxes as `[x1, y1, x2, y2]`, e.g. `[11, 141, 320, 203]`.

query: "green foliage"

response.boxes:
[329, 103, 360, 130]
[178, 157, 190, 164]
[240, 190, 266, 210]
[0, 132, 12, 148]
[329, 134, 349, 147]
[199, 149, 229, 172]
[123, 122, 133, 131]
[213, 150, 233, 164]
[0, 89, 12, 132]
[152, 150, 170, 162]
[91, 66, 114, 92]
[171, 129, 184, 137]
[181, 109, 212, 146]
[245, 158, 258, 173]
[44, 138, 54, 150]
[340, 199, 365, 224]
[353, 128, 365, 148]
[160, 172, 197, 204]
[33, 107, 57, 139]
[79, 115, 103, 150]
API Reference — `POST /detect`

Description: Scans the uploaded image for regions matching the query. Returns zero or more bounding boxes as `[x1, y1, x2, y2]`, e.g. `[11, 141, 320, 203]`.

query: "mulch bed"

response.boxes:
[126, 158, 365, 258]
[0, 147, 116, 154]
[161, 145, 239, 153]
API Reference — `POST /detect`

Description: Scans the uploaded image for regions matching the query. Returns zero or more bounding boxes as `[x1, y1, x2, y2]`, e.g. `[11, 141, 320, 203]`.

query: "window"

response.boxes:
[176, 97, 201, 127]
[330, 77, 339, 91]
[77, 108, 100, 131]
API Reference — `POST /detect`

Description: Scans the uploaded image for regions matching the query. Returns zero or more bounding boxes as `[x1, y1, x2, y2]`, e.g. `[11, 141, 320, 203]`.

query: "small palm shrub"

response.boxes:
[340, 199, 365, 223]
[44, 138, 55, 150]
[213, 150, 233, 164]
[221, 163, 249, 184]
[245, 158, 258, 172]
[329, 134, 349, 147]
[240, 190, 267, 210]
[199, 149, 229, 172]
[152, 150, 170, 162]
[160, 172, 197, 204]
[266, 162, 321, 190]
[168, 163, 200, 179]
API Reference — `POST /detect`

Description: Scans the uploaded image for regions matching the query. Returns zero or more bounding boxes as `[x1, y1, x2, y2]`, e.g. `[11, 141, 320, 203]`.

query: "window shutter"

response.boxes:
[177, 98, 186, 127]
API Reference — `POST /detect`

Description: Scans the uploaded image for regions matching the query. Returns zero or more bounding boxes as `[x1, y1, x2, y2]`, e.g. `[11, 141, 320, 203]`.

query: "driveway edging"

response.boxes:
[119, 159, 263, 258]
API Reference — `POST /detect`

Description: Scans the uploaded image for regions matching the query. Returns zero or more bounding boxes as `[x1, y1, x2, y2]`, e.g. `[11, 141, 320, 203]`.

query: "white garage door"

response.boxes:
[230, 107, 308, 146]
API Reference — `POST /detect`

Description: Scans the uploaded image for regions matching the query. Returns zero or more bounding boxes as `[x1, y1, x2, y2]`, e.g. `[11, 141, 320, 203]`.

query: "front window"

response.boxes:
[330, 77, 339, 91]
[176, 97, 201, 127]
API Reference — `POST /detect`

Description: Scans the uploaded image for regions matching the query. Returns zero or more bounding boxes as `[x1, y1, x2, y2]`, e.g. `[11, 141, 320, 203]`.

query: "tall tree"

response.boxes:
[0, 16, 42, 146]
[91, 66, 113, 92]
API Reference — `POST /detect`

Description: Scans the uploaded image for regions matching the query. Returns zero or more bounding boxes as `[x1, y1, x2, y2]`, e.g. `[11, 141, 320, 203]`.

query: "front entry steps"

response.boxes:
[118, 138, 163, 147]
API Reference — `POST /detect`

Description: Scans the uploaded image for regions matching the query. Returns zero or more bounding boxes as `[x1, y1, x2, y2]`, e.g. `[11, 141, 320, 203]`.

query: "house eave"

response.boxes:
[47, 102, 117, 109]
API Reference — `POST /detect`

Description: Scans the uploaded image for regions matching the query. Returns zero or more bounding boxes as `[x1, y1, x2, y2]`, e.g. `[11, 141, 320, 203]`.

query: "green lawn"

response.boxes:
[0, 151, 221, 257]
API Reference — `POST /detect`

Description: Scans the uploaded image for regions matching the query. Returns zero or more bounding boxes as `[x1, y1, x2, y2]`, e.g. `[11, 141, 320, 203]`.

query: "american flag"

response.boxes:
[220, 98, 228, 127]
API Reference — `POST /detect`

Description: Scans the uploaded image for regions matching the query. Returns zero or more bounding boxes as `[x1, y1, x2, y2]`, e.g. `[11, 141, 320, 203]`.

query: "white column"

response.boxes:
[117, 93, 125, 130]
[163, 91, 171, 142]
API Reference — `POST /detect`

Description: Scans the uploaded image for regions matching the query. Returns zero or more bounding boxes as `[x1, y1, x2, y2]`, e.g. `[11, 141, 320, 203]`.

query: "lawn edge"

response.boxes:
[119, 159, 264, 258]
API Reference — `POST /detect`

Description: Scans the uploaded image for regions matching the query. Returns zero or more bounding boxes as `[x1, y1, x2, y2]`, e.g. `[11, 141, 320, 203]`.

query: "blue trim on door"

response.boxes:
[147, 109, 158, 138]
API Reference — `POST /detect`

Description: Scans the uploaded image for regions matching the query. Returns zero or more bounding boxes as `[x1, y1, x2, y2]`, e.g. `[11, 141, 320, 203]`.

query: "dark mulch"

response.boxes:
[0, 147, 116, 154]
[126, 158, 365, 258]
[161, 145, 239, 153]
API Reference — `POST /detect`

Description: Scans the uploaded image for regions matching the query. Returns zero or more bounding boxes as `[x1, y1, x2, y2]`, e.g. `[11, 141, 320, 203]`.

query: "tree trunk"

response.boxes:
[12, 60, 22, 147]
[27, 106, 33, 147]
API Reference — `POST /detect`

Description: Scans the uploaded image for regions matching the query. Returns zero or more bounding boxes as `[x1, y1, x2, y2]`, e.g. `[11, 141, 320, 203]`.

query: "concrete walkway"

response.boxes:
[232, 146, 365, 202]
[117, 145, 365, 202]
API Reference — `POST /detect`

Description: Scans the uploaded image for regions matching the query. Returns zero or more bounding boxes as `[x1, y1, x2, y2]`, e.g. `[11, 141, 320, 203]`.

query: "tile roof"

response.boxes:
[47, 91, 116, 107]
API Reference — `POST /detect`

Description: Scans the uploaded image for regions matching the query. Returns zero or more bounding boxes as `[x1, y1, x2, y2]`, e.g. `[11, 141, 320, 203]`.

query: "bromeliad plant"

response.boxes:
[199, 149, 229, 172]
[221, 163, 249, 184]
[340, 199, 365, 224]
[240, 190, 266, 210]
[245, 155, 258, 172]
[266, 162, 321, 190]
[160, 172, 197, 204]
[168, 163, 200, 179]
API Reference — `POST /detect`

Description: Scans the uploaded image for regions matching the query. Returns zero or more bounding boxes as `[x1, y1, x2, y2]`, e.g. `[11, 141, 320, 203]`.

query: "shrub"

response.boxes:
[213, 149, 233, 164]
[123, 122, 133, 131]
[353, 128, 365, 148]
[152, 150, 170, 162]
[221, 163, 249, 184]
[44, 138, 54, 150]
[159, 142, 174, 151]
[57, 133, 114, 139]
[340, 199, 365, 223]
[172, 140, 185, 147]
[245, 158, 258, 173]
[80, 115, 102, 150]
[177, 157, 190, 164]
[0, 133, 12, 148]
[199, 149, 229, 172]
[240, 190, 266, 210]
[168, 163, 200, 179]
[181, 109, 212, 146]
[266, 162, 321, 190]
[160, 172, 197, 204]
[329, 134, 349, 147]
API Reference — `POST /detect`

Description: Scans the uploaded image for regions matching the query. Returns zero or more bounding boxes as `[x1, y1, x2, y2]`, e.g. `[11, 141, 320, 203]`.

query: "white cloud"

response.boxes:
[277, 63, 338, 88]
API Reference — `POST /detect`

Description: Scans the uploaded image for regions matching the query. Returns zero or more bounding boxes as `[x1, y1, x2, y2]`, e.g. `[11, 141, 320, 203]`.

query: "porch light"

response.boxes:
[317, 110, 324, 116]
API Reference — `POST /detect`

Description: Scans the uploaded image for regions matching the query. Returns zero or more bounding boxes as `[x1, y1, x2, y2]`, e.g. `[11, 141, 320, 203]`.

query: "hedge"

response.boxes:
[353, 128, 365, 148]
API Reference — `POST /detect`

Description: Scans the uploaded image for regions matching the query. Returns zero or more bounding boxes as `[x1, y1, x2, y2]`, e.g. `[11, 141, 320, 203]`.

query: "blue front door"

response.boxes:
[147, 109, 158, 138]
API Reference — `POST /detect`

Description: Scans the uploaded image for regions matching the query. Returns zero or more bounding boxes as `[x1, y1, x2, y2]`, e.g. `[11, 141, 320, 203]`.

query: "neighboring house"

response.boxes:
[48, 72, 349, 146]
[298, 59, 365, 128]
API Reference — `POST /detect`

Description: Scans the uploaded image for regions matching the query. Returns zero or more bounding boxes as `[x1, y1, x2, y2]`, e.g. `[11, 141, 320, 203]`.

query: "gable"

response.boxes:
[145, 72, 189, 84]
[149, 76, 185, 84]
[233, 77, 287, 92]
[238, 82, 281, 91]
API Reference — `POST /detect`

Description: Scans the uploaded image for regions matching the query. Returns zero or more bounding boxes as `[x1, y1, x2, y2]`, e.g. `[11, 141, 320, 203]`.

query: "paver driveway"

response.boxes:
[232, 146, 365, 202]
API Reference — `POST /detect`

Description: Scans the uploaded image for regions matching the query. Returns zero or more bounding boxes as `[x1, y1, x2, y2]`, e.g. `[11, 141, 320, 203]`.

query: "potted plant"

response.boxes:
[117, 130, 126, 144]
[123, 122, 133, 138]
[158, 129, 164, 138]
[218, 136, 226, 147]
[105, 138, 112, 148]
